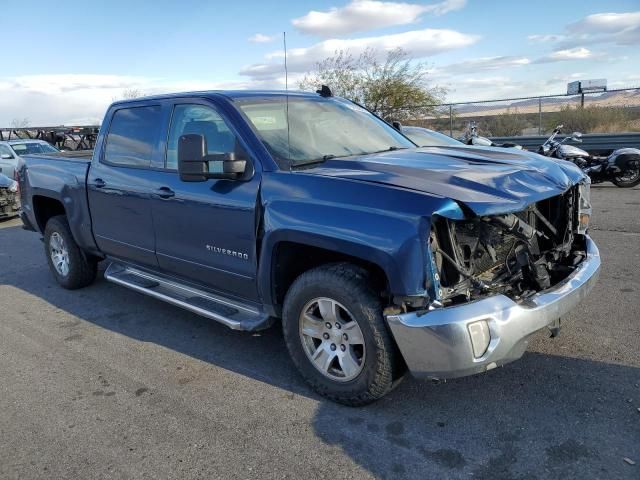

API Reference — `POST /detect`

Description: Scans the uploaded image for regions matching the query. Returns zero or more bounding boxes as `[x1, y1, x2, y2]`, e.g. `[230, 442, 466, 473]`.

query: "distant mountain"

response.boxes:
[452, 90, 640, 117]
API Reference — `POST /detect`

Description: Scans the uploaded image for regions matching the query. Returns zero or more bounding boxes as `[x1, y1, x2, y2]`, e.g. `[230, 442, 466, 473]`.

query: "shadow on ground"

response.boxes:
[2, 223, 639, 479]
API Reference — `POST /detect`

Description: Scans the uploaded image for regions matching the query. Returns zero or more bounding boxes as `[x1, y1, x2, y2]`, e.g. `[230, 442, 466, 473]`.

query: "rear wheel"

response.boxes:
[282, 263, 402, 406]
[44, 215, 97, 289]
[612, 169, 640, 188]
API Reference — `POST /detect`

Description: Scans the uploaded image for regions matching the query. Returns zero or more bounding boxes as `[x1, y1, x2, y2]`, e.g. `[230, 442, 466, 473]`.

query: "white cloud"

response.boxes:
[435, 56, 530, 75]
[568, 11, 640, 35]
[248, 33, 277, 43]
[544, 72, 585, 85]
[530, 11, 640, 48]
[240, 28, 479, 80]
[567, 11, 640, 46]
[292, 0, 466, 37]
[0, 74, 254, 125]
[527, 34, 566, 43]
[443, 76, 526, 102]
[534, 47, 599, 63]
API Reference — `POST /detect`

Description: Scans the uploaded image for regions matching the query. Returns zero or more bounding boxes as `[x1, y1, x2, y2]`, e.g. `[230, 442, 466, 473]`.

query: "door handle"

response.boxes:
[93, 178, 106, 188]
[155, 186, 175, 199]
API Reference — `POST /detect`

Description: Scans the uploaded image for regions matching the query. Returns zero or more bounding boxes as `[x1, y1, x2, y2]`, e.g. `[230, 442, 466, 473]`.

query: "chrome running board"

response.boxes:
[104, 262, 271, 331]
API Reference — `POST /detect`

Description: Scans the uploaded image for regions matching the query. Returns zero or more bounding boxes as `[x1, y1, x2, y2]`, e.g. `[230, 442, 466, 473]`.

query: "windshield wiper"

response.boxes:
[368, 146, 409, 155]
[291, 155, 336, 168]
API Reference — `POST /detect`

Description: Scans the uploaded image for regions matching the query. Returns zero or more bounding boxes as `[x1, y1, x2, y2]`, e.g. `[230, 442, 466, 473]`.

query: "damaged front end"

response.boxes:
[429, 183, 591, 306]
[0, 176, 20, 219]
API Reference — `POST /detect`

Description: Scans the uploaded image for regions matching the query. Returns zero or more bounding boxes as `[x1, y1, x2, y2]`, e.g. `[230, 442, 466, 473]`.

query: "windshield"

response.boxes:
[10, 142, 60, 155]
[235, 96, 415, 166]
[403, 127, 461, 147]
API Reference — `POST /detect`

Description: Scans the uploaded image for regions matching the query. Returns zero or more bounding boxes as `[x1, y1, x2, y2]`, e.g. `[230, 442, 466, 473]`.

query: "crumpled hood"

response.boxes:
[304, 145, 586, 216]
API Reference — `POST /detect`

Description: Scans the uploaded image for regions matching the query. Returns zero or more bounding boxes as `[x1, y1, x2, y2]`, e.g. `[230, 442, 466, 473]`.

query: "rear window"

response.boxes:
[10, 143, 59, 155]
[104, 106, 162, 167]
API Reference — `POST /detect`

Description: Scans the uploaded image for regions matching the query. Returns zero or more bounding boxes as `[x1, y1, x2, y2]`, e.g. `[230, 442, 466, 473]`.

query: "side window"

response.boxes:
[0, 145, 14, 158]
[166, 104, 237, 171]
[104, 105, 162, 167]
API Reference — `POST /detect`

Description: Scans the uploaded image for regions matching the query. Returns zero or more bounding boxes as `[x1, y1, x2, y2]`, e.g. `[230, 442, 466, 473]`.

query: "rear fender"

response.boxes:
[608, 148, 640, 172]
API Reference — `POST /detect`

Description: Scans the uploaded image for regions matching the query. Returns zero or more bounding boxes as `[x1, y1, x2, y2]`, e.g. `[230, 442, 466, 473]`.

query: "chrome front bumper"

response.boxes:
[386, 236, 600, 380]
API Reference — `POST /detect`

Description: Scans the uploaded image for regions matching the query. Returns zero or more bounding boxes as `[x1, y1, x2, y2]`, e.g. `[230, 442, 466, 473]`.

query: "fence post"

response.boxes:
[538, 97, 542, 135]
[449, 105, 453, 137]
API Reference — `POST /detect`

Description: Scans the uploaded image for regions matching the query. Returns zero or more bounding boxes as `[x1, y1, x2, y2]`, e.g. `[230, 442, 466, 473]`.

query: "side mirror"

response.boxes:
[1, 154, 13, 160]
[572, 132, 583, 142]
[178, 134, 247, 182]
[392, 121, 402, 132]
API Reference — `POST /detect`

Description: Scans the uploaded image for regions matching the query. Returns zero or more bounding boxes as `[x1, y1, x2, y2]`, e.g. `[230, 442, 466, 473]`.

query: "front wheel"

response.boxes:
[282, 263, 403, 406]
[612, 169, 640, 188]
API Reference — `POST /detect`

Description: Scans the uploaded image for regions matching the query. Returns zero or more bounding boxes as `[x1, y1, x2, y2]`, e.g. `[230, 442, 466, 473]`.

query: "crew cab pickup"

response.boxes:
[17, 90, 600, 405]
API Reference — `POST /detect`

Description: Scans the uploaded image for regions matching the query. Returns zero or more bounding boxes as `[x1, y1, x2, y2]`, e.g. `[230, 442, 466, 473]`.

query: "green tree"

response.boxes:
[483, 108, 528, 137]
[299, 48, 444, 121]
[547, 104, 636, 134]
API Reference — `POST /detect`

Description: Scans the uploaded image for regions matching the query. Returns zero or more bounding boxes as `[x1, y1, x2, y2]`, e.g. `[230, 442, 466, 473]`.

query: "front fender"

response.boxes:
[257, 171, 465, 307]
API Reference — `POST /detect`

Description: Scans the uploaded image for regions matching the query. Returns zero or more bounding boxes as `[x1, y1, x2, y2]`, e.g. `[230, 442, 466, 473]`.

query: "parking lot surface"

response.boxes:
[0, 184, 638, 479]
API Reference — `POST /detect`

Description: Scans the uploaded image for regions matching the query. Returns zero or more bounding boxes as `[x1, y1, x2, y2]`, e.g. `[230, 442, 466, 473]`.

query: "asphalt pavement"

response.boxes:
[0, 184, 638, 479]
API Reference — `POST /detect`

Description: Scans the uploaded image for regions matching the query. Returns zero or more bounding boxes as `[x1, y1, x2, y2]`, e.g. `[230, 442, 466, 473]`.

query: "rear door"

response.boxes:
[87, 104, 169, 268]
[150, 99, 261, 301]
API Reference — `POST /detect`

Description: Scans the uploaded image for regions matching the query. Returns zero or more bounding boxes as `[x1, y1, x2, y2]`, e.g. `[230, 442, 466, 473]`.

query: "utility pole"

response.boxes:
[538, 98, 542, 135]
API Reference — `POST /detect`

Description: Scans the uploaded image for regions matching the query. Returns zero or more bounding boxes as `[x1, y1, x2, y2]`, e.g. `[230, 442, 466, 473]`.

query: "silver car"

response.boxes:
[0, 140, 60, 177]
[401, 126, 462, 147]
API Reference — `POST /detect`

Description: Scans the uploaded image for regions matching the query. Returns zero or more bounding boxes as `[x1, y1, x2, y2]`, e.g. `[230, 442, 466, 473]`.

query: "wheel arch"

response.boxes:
[259, 233, 400, 315]
[32, 195, 66, 232]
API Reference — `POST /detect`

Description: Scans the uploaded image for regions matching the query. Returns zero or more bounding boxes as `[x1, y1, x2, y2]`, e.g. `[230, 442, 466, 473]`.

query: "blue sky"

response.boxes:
[1, 0, 638, 124]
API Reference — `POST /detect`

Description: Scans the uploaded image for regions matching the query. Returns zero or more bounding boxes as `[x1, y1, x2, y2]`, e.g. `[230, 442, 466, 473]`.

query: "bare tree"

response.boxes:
[112, 88, 144, 102]
[299, 48, 445, 121]
[11, 118, 31, 128]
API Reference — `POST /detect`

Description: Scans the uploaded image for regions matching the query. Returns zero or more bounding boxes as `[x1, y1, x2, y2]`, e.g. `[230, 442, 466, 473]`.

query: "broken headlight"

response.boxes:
[576, 180, 591, 234]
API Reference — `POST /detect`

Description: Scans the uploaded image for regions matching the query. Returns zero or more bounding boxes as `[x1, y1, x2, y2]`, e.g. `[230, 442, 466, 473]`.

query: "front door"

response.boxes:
[150, 101, 261, 301]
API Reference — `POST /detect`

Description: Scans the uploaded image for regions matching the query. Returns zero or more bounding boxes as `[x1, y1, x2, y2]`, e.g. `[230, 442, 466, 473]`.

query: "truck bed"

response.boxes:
[19, 151, 95, 252]
[25, 150, 94, 162]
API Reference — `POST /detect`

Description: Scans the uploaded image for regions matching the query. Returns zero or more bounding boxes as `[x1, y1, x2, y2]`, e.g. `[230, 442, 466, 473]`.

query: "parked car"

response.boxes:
[401, 126, 462, 147]
[17, 90, 600, 405]
[0, 140, 61, 177]
[0, 173, 20, 220]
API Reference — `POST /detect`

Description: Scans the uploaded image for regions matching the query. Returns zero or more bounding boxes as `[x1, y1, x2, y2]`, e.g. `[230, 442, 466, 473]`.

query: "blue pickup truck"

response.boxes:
[17, 90, 600, 405]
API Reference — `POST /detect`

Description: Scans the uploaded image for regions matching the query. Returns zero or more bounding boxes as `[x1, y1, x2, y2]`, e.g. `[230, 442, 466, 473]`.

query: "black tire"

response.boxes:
[282, 263, 403, 406]
[612, 170, 640, 188]
[43, 215, 97, 289]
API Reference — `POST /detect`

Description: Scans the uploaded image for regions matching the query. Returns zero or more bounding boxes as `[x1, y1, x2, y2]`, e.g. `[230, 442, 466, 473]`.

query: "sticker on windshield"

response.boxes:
[253, 116, 277, 126]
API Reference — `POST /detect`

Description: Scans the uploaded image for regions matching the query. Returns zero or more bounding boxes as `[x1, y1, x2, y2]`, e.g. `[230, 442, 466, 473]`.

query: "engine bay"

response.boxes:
[430, 186, 589, 305]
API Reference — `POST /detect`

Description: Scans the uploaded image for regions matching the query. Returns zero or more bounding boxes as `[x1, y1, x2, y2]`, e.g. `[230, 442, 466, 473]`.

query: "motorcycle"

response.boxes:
[538, 125, 640, 188]
[460, 122, 523, 149]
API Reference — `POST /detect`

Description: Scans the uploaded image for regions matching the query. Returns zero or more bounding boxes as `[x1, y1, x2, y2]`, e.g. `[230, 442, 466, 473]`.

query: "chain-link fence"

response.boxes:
[402, 87, 640, 140]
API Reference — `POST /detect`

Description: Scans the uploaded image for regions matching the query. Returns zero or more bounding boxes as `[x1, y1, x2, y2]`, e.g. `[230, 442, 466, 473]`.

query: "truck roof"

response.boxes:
[109, 90, 323, 106]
